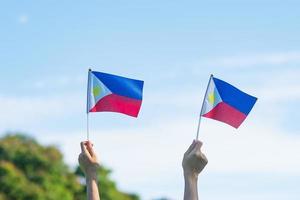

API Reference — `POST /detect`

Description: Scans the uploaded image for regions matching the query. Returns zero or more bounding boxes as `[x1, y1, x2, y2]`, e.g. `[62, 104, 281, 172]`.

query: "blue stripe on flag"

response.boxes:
[92, 71, 144, 100]
[213, 77, 257, 115]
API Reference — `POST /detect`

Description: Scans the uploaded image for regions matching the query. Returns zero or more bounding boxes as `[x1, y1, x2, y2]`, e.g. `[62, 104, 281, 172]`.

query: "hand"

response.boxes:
[78, 141, 100, 178]
[182, 140, 208, 178]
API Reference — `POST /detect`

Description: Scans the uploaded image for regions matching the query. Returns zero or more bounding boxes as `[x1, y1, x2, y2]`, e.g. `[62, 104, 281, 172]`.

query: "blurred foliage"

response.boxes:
[0, 134, 139, 200]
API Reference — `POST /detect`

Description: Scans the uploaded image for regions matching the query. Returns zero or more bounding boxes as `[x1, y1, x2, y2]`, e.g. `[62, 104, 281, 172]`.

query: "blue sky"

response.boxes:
[1, 1, 300, 199]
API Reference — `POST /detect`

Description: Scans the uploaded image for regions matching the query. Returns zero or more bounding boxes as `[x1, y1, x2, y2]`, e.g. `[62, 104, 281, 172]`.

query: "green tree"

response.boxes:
[0, 134, 139, 200]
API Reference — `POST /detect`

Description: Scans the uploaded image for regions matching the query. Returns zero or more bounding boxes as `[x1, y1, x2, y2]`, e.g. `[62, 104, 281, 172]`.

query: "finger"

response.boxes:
[86, 141, 95, 157]
[201, 153, 208, 163]
[185, 140, 197, 155]
[195, 140, 203, 148]
[80, 142, 92, 159]
[191, 140, 203, 154]
[194, 140, 203, 151]
[80, 141, 87, 153]
[78, 153, 84, 163]
[86, 141, 93, 147]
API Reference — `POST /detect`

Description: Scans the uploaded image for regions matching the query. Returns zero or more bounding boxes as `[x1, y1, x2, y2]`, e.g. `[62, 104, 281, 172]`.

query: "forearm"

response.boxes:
[86, 173, 100, 200]
[183, 172, 198, 200]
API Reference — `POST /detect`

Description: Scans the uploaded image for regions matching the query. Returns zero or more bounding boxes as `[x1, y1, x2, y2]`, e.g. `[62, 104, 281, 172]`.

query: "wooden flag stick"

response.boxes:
[196, 74, 213, 140]
[86, 68, 92, 141]
[87, 113, 90, 141]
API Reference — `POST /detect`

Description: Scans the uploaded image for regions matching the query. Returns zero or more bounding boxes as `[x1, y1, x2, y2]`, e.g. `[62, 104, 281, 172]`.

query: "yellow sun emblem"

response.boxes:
[93, 86, 101, 97]
[208, 92, 215, 105]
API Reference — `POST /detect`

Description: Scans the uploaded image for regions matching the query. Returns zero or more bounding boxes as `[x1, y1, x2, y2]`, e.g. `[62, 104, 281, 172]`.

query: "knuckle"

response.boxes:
[195, 151, 202, 158]
[202, 156, 208, 164]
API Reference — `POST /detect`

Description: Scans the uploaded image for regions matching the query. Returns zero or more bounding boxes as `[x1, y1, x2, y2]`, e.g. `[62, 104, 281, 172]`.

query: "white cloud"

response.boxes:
[18, 14, 29, 24]
[40, 117, 300, 174]
[0, 94, 84, 132]
[200, 51, 300, 68]
[256, 68, 300, 102]
[202, 121, 300, 174]
[32, 74, 85, 89]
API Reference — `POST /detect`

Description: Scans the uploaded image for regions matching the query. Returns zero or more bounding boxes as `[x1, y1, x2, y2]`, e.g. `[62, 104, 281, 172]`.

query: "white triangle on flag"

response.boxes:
[201, 77, 223, 115]
[87, 72, 112, 112]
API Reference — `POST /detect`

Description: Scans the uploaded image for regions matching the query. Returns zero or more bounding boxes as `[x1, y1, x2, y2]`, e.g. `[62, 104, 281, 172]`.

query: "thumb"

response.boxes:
[86, 141, 96, 157]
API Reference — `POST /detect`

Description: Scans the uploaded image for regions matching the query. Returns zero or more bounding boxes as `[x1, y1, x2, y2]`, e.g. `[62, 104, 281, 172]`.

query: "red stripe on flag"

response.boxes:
[202, 102, 247, 128]
[89, 94, 142, 117]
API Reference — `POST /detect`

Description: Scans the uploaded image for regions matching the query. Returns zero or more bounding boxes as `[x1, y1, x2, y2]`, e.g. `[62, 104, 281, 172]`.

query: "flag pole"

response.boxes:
[86, 68, 92, 141]
[87, 113, 90, 141]
[196, 74, 213, 140]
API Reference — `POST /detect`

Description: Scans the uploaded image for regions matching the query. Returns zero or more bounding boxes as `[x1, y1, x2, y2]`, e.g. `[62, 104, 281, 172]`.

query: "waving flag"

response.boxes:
[87, 70, 144, 117]
[201, 75, 257, 128]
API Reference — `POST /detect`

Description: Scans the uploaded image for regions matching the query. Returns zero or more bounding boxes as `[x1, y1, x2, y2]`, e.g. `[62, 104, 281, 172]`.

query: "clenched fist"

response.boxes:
[182, 140, 208, 177]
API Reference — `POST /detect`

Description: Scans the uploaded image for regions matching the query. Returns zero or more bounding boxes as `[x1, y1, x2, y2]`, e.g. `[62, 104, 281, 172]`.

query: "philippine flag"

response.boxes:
[87, 70, 144, 117]
[201, 75, 257, 128]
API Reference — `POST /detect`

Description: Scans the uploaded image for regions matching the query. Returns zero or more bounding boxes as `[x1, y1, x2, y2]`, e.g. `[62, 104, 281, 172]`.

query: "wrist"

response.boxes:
[183, 170, 199, 200]
[183, 170, 199, 181]
[86, 171, 98, 180]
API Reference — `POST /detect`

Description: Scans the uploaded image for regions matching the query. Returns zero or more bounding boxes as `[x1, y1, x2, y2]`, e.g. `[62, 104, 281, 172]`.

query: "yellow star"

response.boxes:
[93, 86, 101, 97]
[208, 92, 215, 105]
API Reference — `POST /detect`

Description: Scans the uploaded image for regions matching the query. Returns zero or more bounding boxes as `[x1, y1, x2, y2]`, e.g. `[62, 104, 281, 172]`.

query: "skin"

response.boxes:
[78, 141, 100, 200]
[77, 139, 207, 200]
[182, 140, 208, 200]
